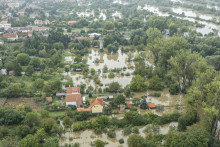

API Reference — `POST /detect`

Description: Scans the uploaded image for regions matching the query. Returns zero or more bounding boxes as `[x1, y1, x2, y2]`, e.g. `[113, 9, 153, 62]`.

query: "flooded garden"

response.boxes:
[59, 122, 178, 147]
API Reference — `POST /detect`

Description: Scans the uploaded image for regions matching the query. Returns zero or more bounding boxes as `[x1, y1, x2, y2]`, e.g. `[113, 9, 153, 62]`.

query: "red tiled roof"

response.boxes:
[120, 105, 125, 107]
[46, 97, 52, 102]
[3, 34, 17, 38]
[66, 87, 80, 94]
[66, 94, 82, 105]
[77, 108, 92, 112]
[90, 98, 105, 108]
[68, 21, 77, 24]
[148, 103, 156, 108]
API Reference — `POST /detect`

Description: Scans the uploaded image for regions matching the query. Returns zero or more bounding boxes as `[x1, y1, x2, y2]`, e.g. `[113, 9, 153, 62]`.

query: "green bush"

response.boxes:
[148, 76, 163, 90]
[108, 72, 115, 78]
[107, 129, 116, 138]
[119, 138, 124, 144]
[150, 92, 161, 97]
[123, 126, 132, 136]
[169, 84, 180, 95]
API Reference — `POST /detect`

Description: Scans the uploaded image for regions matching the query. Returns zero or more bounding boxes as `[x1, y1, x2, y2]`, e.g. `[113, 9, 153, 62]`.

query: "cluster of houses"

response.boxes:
[45, 87, 157, 114]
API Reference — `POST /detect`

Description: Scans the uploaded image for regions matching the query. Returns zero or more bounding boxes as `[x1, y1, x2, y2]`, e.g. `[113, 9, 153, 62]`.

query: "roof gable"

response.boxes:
[90, 98, 105, 108]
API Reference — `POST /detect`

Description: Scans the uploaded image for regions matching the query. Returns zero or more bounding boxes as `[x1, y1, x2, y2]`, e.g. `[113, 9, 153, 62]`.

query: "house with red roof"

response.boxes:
[68, 21, 77, 25]
[66, 94, 82, 107]
[3, 33, 18, 41]
[65, 87, 82, 107]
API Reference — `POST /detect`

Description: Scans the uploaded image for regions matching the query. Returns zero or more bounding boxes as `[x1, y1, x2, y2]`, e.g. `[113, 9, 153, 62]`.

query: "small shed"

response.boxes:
[148, 103, 156, 109]
[46, 97, 53, 103]
[56, 93, 66, 98]
[75, 68, 82, 72]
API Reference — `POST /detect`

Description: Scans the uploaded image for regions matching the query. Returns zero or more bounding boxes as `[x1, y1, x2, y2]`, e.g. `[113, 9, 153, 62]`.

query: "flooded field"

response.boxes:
[63, 48, 144, 89]
[138, 4, 220, 36]
[59, 122, 178, 147]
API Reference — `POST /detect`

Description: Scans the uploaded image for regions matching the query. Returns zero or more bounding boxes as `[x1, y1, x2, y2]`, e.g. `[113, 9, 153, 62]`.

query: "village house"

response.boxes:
[119, 104, 126, 113]
[34, 19, 50, 26]
[65, 87, 82, 107]
[18, 9, 25, 16]
[77, 98, 106, 114]
[3, 33, 18, 41]
[0, 21, 11, 30]
[90, 98, 105, 113]
[66, 94, 82, 107]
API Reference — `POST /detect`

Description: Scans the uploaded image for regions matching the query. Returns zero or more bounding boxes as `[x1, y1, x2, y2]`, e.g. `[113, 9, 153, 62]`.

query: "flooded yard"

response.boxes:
[59, 122, 178, 146]
[63, 48, 143, 89]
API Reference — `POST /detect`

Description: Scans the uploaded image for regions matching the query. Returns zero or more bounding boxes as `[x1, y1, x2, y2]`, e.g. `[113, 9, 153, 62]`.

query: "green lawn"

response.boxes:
[49, 111, 66, 118]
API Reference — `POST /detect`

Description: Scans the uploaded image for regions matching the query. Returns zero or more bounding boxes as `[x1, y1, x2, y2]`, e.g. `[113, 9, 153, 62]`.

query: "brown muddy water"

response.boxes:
[63, 48, 153, 88]
[59, 122, 178, 147]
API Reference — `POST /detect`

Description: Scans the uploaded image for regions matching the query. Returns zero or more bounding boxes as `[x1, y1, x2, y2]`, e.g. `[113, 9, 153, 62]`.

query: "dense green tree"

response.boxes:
[103, 21, 114, 30]
[130, 75, 147, 92]
[140, 98, 148, 109]
[16, 53, 30, 66]
[20, 134, 38, 147]
[127, 134, 145, 147]
[25, 112, 39, 127]
[35, 128, 46, 142]
[148, 76, 163, 90]
[63, 115, 72, 128]
[169, 50, 210, 92]
[41, 118, 56, 133]
[43, 137, 59, 147]
[112, 94, 125, 106]
[33, 78, 44, 89]
[108, 82, 121, 93]
[0, 108, 24, 125]
[16, 125, 30, 138]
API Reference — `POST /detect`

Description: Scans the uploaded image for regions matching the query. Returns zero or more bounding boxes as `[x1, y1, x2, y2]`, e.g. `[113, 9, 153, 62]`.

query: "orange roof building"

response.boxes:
[77, 108, 92, 112]
[3, 34, 18, 40]
[148, 103, 156, 109]
[46, 97, 52, 102]
[66, 94, 82, 107]
[68, 21, 77, 24]
[90, 98, 105, 107]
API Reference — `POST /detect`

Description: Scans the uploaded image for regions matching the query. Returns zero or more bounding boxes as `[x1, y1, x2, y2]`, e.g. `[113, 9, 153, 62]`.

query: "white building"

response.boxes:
[0, 21, 11, 30]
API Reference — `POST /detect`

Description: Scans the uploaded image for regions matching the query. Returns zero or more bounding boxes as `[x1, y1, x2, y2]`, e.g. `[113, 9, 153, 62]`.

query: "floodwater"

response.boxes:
[132, 88, 183, 107]
[113, 0, 129, 5]
[99, 12, 107, 20]
[77, 10, 94, 17]
[147, 88, 183, 106]
[139, 4, 220, 36]
[64, 48, 149, 88]
[112, 11, 122, 19]
[59, 122, 178, 147]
